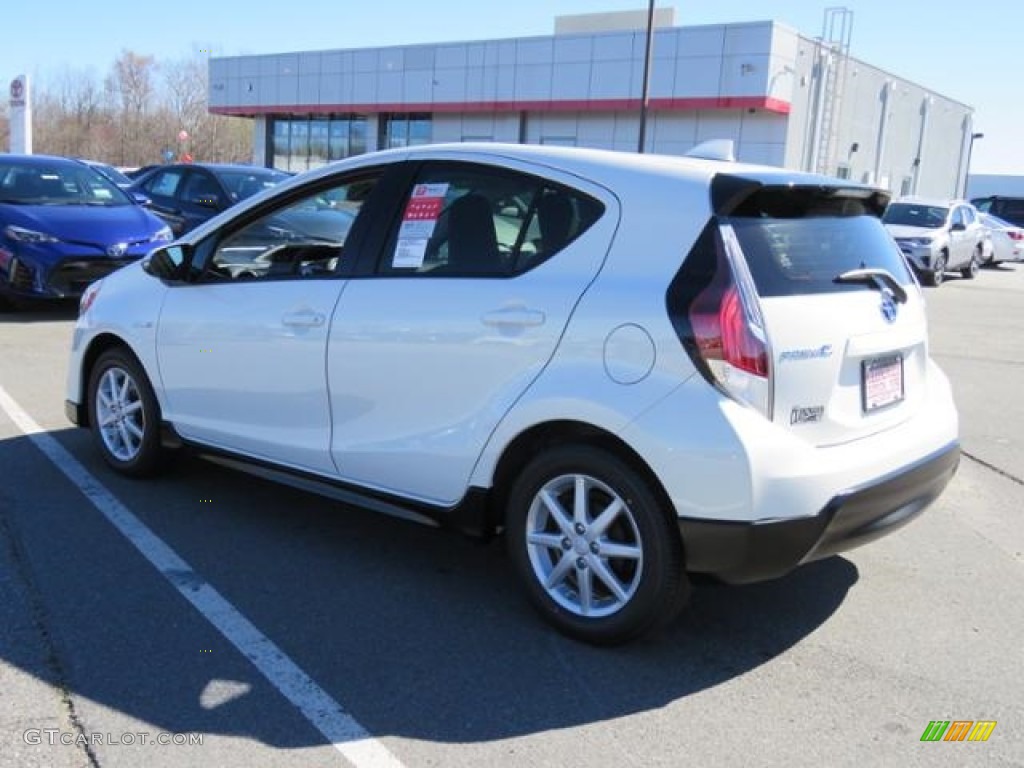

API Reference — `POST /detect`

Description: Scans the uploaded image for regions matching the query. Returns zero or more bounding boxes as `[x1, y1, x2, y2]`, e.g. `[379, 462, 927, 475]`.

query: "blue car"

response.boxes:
[0, 154, 172, 307]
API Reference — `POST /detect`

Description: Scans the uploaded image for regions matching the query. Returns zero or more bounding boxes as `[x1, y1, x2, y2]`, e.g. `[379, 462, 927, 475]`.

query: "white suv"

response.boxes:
[65, 144, 960, 644]
[882, 197, 986, 286]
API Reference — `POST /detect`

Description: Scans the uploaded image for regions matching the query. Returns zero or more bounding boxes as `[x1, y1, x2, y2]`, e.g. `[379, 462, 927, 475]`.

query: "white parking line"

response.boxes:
[0, 386, 407, 768]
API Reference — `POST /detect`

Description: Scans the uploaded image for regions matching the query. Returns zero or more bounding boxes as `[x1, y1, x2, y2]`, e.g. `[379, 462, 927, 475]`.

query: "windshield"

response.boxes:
[90, 162, 133, 187]
[882, 203, 948, 228]
[217, 168, 290, 202]
[0, 162, 132, 207]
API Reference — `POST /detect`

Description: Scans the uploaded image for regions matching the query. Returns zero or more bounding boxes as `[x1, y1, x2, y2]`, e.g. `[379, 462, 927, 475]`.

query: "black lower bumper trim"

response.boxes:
[64, 399, 83, 426]
[678, 441, 960, 584]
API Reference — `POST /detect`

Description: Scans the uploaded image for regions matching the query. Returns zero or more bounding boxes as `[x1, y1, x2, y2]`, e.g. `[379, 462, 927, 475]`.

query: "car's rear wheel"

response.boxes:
[505, 445, 688, 645]
[88, 347, 164, 477]
[961, 246, 981, 279]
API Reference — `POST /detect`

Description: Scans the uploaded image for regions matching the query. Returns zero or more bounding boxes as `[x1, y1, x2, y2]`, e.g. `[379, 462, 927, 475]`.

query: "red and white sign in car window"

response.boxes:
[393, 183, 448, 268]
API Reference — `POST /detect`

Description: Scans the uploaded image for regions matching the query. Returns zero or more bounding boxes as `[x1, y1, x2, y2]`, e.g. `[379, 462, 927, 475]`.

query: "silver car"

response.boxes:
[882, 198, 986, 286]
[980, 213, 1024, 264]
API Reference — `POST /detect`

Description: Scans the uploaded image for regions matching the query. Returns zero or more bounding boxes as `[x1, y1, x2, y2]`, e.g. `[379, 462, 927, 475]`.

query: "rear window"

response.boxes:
[881, 202, 948, 228]
[725, 201, 913, 297]
[991, 198, 1024, 227]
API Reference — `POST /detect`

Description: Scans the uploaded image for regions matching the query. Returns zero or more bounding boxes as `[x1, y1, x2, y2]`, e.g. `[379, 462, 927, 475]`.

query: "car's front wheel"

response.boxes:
[924, 251, 947, 286]
[88, 347, 164, 477]
[505, 445, 689, 645]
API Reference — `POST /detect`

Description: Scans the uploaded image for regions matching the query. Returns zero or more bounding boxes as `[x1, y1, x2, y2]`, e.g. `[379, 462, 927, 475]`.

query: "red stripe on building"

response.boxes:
[210, 96, 791, 117]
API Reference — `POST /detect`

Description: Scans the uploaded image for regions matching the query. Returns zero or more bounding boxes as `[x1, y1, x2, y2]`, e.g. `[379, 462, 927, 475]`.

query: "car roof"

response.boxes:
[0, 153, 90, 168]
[148, 162, 284, 173]
[287, 142, 884, 200]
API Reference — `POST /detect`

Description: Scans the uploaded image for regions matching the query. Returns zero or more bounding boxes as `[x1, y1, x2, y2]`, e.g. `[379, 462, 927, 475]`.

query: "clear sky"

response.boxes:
[2, 0, 1017, 174]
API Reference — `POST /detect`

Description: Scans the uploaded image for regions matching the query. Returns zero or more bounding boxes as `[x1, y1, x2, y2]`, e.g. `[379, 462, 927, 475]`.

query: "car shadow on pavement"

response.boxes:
[0, 299, 79, 323]
[1, 429, 860, 750]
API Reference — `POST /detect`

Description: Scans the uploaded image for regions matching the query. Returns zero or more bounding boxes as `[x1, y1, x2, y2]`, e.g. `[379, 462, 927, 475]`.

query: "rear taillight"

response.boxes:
[667, 221, 772, 417]
[692, 284, 769, 377]
[1007, 231, 1024, 241]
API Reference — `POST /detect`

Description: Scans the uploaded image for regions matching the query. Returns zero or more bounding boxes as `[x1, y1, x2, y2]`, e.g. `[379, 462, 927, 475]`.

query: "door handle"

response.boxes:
[282, 310, 326, 328]
[481, 307, 546, 328]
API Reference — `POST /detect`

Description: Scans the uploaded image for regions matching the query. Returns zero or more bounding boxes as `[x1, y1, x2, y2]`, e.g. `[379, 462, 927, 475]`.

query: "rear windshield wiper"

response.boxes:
[834, 268, 908, 304]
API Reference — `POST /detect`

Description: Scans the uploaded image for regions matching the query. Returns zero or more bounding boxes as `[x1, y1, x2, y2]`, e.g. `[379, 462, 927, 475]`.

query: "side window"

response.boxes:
[204, 174, 380, 282]
[144, 170, 184, 198]
[962, 206, 976, 226]
[380, 164, 603, 277]
[179, 172, 223, 208]
[951, 207, 965, 229]
[973, 198, 992, 213]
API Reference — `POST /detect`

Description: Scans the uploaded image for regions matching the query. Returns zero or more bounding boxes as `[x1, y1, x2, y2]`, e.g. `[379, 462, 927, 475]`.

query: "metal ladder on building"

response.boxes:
[813, 7, 854, 176]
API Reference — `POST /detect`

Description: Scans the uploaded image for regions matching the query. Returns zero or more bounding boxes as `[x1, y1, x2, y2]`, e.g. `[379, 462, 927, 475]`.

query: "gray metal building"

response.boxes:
[208, 9, 974, 198]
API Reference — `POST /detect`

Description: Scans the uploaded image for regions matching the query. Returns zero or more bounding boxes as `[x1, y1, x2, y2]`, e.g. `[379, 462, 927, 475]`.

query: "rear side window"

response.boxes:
[723, 187, 913, 297]
[378, 162, 604, 277]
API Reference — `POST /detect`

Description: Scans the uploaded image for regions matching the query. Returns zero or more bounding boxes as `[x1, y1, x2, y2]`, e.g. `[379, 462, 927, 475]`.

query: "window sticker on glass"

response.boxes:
[393, 183, 448, 268]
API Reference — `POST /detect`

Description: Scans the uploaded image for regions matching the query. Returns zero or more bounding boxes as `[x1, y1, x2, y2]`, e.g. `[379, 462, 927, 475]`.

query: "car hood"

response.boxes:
[1, 203, 165, 246]
[884, 224, 942, 239]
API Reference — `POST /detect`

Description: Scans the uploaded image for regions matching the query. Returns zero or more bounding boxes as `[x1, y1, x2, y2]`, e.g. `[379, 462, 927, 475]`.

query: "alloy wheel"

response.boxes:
[524, 473, 644, 618]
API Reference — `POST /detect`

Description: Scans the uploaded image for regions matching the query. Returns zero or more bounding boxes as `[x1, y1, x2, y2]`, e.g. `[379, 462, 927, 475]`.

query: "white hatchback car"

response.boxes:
[65, 143, 959, 644]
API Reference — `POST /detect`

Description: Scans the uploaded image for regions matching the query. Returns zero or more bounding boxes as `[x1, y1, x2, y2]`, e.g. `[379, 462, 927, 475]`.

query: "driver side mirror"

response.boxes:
[950, 221, 966, 232]
[132, 191, 151, 206]
[143, 243, 190, 281]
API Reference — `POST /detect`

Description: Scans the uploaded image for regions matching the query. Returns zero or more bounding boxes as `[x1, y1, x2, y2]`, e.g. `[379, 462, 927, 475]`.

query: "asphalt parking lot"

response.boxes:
[1, 265, 1022, 768]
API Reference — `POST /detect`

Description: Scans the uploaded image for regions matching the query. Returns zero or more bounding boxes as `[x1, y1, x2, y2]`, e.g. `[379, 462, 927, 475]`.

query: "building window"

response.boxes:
[835, 164, 851, 180]
[309, 118, 329, 170]
[270, 115, 369, 171]
[381, 114, 432, 149]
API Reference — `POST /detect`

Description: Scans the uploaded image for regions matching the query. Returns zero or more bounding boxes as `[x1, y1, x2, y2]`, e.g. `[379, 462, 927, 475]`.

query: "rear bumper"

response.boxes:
[679, 440, 960, 584]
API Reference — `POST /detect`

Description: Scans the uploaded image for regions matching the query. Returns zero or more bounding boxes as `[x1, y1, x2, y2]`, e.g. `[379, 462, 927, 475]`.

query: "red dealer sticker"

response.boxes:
[393, 183, 448, 268]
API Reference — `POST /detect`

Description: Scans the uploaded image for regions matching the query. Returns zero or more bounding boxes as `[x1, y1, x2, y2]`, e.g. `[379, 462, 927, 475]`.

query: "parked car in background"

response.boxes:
[65, 143, 959, 644]
[79, 159, 134, 189]
[971, 195, 1024, 229]
[123, 164, 160, 181]
[0, 154, 171, 308]
[980, 213, 1024, 264]
[129, 163, 290, 236]
[882, 198, 986, 286]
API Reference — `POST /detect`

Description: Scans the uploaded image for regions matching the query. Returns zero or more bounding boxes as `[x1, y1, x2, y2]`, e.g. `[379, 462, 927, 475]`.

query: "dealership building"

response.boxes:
[208, 9, 974, 198]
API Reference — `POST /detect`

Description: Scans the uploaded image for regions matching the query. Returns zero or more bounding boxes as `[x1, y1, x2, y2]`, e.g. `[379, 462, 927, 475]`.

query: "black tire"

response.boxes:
[923, 252, 947, 287]
[87, 347, 165, 477]
[961, 247, 981, 279]
[505, 444, 689, 645]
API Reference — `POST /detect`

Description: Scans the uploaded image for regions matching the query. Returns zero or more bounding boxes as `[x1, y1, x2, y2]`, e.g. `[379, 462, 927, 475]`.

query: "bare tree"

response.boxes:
[28, 49, 253, 166]
[33, 67, 107, 158]
[105, 51, 160, 165]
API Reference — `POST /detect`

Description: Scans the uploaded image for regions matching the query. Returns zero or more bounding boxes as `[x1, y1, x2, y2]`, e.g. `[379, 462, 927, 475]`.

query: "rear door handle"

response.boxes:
[481, 307, 546, 328]
[282, 310, 326, 328]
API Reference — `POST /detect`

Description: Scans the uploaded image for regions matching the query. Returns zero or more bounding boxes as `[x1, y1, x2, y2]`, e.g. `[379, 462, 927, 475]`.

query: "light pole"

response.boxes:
[637, 0, 656, 153]
[962, 131, 983, 198]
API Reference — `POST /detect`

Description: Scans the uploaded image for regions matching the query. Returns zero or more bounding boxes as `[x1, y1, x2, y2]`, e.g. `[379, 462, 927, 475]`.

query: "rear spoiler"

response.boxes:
[712, 174, 891, 219]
